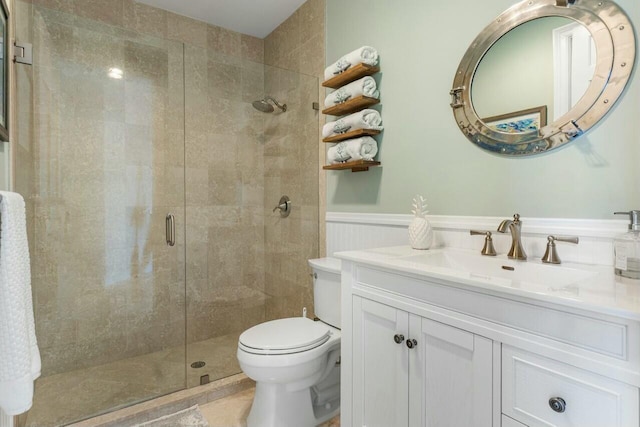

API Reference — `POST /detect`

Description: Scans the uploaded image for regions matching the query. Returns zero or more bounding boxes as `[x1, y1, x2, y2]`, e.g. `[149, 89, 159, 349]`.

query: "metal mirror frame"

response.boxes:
[450, 0, 635, 156]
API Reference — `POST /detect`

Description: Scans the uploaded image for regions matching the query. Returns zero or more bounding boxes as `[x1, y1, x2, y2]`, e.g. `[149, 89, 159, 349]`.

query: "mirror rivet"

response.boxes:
[619, 25, 625, 30]
[621, 62, 627, 67]
[597, 1, 602, 5]
[603, 99, 609, 104]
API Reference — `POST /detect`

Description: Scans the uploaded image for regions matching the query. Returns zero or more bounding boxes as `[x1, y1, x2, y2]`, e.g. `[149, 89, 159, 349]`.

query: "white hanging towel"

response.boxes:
[322, 109, 383, 138]
[324, 76, 380, 108]
[0, 192, 40, 416]
[324, 46, 379, 81]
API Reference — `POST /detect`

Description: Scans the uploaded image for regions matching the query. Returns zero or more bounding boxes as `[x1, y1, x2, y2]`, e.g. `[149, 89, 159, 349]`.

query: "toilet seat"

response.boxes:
[239, 317, 331, 355]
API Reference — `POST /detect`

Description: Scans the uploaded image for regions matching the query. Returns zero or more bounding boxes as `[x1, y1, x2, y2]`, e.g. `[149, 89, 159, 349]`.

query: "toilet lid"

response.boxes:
[239, 317, 331, 354]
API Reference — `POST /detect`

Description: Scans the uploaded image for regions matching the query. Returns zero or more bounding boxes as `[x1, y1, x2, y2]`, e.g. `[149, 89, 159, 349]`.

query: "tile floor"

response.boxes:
[200, 388, 340, 427]
[25, 334, 242, 427]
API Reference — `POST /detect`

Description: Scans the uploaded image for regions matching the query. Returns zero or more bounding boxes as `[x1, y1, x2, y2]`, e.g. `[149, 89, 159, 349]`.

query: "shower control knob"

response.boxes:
[549, 397, 566, 413]
[406, 339, 418, 349]
[393, 334, 405, 344]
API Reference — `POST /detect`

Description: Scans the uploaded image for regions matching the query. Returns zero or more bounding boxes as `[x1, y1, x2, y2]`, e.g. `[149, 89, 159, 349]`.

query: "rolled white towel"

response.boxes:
[327, 136, 378, 164]
[324, 46, 379, 81]
[322, 109, 383, 138]
[324, 76, 379, 108]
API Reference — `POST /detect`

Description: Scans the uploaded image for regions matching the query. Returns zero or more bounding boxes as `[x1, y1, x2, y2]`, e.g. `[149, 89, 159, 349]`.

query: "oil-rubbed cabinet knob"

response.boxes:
[406, 338, 418, 349]
[393, 334, 405, 344]
[549, 397, 566, 413]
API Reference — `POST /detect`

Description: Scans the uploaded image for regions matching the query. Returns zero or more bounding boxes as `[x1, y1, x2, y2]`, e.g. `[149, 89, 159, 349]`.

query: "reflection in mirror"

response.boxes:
[472, 17, 597, 132]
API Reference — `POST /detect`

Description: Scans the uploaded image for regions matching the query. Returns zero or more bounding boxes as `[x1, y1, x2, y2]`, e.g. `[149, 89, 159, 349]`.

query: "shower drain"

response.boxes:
[190, 361, 206, 369]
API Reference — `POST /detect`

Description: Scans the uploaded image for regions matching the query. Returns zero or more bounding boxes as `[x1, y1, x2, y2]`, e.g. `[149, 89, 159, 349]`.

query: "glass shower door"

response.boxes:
[14, 2, 187, 425]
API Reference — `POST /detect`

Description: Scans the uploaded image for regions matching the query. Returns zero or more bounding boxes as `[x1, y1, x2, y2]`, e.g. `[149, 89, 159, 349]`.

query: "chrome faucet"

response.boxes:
[497, 213, 527, 260]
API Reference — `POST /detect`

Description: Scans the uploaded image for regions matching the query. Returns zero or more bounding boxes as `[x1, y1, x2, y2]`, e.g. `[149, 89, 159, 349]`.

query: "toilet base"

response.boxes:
[246, 382, 339, 427]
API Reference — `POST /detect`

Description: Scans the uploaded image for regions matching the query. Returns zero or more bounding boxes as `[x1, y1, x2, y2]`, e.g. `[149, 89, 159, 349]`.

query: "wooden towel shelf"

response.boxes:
[322, 160, 381, 173]
[322, 128, 381, 143]
[322, 96, 379, 116]
[322, 63, 380, 89]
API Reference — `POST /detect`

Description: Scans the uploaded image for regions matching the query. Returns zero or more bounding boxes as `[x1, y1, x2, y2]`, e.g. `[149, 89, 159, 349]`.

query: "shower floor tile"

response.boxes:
[26, 334, 242, 427]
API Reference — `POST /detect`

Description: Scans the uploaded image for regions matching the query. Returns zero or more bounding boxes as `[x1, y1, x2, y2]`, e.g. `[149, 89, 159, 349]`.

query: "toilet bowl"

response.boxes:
[237, 257, 341, 427]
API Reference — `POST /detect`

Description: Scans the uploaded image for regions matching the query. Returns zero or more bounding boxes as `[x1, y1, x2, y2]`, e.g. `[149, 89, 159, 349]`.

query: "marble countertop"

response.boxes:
[335, 246, 640, 321]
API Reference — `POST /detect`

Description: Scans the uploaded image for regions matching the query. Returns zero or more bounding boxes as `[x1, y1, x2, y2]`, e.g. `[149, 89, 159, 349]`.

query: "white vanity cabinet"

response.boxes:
[339, 255, 640, 427]
[351, 296, 493, 427]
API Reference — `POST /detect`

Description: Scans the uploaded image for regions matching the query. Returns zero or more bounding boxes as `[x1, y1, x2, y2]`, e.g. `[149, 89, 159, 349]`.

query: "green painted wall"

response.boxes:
[325, 0, 640, 219]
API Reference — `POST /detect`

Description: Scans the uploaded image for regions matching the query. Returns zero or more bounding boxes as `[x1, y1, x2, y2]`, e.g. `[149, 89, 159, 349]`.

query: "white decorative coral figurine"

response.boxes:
[408, 195, 433, 250]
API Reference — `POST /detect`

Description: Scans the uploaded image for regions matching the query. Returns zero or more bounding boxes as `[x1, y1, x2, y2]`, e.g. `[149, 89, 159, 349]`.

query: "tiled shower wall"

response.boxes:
[182, 28, 267, 349]
[15, 0, 324, 380]
[263, 0, 326, 320]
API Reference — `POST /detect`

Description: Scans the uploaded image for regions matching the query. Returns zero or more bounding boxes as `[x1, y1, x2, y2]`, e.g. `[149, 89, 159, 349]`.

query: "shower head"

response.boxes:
[252, 99, 274, 113]
[252, 96, 287, 113]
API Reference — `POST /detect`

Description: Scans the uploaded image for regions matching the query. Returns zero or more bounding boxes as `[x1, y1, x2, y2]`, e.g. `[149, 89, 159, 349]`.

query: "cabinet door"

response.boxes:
[352, 296, 409, 427]
[409, 315, 493, 427]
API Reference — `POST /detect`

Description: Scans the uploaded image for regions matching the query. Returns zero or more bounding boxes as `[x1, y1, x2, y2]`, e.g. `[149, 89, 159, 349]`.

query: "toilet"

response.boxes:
[237, 257, 341, 427]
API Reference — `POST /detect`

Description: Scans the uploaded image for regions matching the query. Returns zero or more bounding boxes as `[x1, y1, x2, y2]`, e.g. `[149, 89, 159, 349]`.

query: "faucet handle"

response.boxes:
[470, 230, 497, 256]
[541, 235, 579, 264]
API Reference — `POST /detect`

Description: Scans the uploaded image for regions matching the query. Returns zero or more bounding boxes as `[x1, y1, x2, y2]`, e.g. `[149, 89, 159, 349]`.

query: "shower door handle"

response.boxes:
[166, 214, 175, 247]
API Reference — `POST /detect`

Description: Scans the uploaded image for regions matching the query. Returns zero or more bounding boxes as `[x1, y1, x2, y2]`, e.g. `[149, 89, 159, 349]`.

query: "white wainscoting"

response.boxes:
[326, 212, 629, 266]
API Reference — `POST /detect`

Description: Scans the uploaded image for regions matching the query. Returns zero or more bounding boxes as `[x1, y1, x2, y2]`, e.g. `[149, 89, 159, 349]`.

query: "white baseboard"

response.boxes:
[326, 212, 628, 266]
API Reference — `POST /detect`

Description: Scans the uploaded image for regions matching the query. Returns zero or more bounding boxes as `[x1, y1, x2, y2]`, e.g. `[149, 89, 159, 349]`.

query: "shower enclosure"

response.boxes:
[13, 1, 320, 425]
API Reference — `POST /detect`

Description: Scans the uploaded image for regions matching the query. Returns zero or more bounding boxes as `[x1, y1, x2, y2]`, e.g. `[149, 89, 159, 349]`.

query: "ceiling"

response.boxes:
[137, 0, 307, 38]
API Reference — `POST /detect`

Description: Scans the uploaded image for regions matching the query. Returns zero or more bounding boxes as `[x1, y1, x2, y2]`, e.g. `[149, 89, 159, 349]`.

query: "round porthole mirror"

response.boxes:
[450, 0, 636, 156]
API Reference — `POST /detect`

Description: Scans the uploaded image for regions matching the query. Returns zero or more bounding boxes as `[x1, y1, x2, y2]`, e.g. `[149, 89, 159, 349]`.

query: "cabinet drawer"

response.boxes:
[502, 346, 638, 427]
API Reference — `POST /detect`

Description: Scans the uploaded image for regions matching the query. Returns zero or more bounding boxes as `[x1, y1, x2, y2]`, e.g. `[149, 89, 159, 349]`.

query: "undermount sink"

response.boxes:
[399, 249, 599, 294]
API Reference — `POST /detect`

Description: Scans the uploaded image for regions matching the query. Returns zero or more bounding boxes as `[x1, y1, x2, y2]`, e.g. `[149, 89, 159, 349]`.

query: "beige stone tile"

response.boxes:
[207, 24, 241, 57]
[33, 18, 74, 68]
[124, 79, 167, 127]
[207, 97, 244, 134]
[208, 60, 242, 100]
[167, 11, 207, 48]
[200, 388, 253, 427]
[185, 166, 209, 206]
[207, 133, 239, 170]
[299, 33, 326, 77]
[125, 40, 170, 88]
[276, 8, 301, 57]
[208, 169, 242, 206]
[240, 64, 264, 103]
[73, 0, 124, 27]
[241, 34, 264, 63]
[125, 1, 167, 39]
[200, 387, 340, 427]
[262, 35, 278, 67]
[32, 0, 74, 14]
[185, 130, 210, 168]
[298, 0, 325, 44]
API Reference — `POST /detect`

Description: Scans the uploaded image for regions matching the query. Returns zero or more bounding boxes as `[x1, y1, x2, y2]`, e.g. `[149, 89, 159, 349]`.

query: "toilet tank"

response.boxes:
[308, 257, 341, 328]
